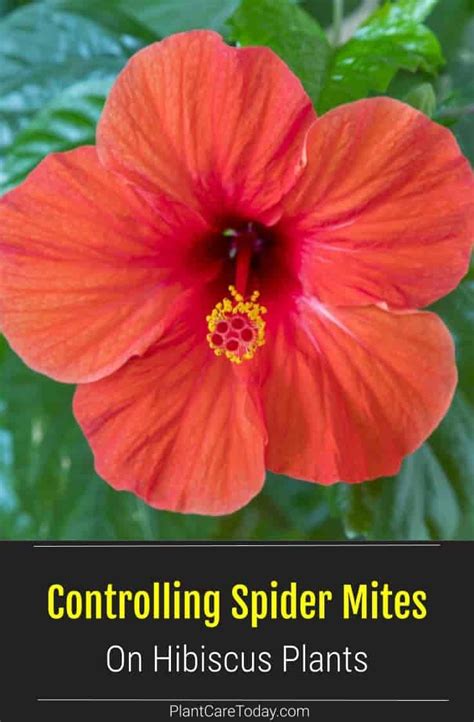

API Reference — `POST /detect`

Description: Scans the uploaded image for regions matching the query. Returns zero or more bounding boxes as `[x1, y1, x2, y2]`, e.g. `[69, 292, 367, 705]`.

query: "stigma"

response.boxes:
[206, 286, 266, 364]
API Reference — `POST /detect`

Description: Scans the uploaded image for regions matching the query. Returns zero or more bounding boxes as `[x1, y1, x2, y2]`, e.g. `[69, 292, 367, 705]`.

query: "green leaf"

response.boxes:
[0, 0, 15, 18]
[404, 81, 437, 114]
[2, 78, 113, 191]
[45, 0, 158, 47]
[66, 0, 240, 36]
[128, 0, 239, 35]
[339, 270, 474, 540]
[229, 0, 331, 105]
[318, 0, 444, 113]
[0, 3, 150, 186]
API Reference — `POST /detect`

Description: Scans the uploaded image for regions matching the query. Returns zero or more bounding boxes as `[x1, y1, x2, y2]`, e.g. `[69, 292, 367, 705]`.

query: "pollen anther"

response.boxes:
[206, 285, 267, 364]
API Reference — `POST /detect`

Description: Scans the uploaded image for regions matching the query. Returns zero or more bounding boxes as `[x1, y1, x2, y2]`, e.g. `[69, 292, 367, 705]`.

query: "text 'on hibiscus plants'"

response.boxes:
[0, 31, 473, 515]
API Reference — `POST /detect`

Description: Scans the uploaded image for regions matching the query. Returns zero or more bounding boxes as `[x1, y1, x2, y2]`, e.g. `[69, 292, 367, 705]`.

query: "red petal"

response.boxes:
[0, 147, 211, 383]
[262, 301, 456, 483]
[73, 320, 266, 515]
[98, 30, 316, 225]
[281, 98, 474, 309]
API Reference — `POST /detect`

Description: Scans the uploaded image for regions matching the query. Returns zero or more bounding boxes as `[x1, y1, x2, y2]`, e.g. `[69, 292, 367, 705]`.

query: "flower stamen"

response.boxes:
[206, 286, 267, 364]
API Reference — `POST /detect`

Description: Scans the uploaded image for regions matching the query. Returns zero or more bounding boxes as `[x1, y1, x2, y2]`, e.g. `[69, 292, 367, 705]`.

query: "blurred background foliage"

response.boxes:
[0, 0, 472, 540]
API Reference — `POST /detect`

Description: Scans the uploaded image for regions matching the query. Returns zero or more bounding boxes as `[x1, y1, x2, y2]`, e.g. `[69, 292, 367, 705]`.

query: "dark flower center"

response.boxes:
[223, 221, 274, 296]
[199, 217, 297, 364]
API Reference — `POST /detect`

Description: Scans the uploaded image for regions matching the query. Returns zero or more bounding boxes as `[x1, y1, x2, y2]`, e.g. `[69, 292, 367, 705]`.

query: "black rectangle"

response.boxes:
[0, 542, 471, 721]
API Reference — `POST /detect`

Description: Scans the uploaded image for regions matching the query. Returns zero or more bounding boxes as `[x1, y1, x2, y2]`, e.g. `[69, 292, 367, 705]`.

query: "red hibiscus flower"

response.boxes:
[0, 31, 473, 515]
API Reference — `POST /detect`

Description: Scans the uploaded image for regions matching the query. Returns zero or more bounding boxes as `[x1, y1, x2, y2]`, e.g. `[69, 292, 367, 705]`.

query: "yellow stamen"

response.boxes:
[206, 285, 267, 364]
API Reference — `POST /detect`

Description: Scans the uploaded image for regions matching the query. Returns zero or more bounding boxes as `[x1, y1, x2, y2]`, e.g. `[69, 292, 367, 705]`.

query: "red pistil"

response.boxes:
[234, 232, 253, 296]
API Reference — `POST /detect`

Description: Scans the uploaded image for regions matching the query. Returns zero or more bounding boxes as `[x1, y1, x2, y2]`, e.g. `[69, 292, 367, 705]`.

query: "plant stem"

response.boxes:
[333, 0, 344, 47]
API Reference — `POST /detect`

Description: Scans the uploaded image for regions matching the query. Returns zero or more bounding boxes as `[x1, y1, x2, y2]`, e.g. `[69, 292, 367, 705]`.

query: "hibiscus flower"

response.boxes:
[0, 31, 472, 515]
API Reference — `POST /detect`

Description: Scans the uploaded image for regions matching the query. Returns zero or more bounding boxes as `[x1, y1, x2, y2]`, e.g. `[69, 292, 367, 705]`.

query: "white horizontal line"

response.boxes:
[33, 544, 441, 549]
[37, 698, 450, 703]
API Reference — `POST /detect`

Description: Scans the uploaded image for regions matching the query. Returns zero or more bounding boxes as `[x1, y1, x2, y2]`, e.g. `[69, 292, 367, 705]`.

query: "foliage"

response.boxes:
[230, 0, 331, 105]
[317, 0, 444, 112]
[0, 2, 153, 185]
[0, 0, 472, 540]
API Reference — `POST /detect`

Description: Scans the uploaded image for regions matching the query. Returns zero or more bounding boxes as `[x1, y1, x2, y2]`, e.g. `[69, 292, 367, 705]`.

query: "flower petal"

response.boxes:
[98, 30, 316, 224]
[262, 301, 456, 483]
[0, 146, 211, 383]
[73, 319, 266, 515]
[281, 98, 474, 309]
